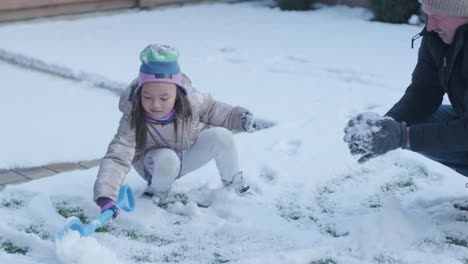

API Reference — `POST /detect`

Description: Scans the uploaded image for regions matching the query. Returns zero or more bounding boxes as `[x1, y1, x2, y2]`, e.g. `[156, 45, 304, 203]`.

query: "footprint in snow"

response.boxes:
[270, 139, 302, 156]
[218, 47, 247, 64]
[259, 165, 277, 184]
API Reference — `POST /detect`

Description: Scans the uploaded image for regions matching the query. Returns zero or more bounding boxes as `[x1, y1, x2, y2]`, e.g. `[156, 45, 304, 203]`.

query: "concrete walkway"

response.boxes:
[0, 159, 100, 191]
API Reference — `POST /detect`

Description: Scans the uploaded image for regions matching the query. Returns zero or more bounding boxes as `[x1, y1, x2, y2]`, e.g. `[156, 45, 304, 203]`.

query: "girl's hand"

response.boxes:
[241, 112, 255, 133]
[97, 197, 120, 219]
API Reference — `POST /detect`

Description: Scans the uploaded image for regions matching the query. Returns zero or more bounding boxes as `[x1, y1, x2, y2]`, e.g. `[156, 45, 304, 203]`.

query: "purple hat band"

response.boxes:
[135, 72, 187, 97]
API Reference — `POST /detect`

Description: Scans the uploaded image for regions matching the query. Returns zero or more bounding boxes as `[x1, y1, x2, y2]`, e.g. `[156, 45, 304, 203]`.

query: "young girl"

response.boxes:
[94, 44, 255, 214]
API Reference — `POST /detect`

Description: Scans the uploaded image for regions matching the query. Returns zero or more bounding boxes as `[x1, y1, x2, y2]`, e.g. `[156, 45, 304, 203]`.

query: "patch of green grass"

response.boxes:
[324, 224, 349, 238]
[277, 204, 302, 221]
[125, 229, 140, 240]
[417, 238, 440, 248]
[1, 240, 28, 255]
[55, 201, 114, 233]
[455, 214, 468, 222]
[276, 202, 302, 221]
[320, 186, 336, 194]
[124, 229, 172, 246]
[367, 194, 383, 209]
[320, 207, 334, 214]
[276, 201, 316, 223]
[56, 202, 89, 224]
[213, 252, 229, 263]
[95, 224, 114, 233]
[132, 249, 151, 263]
[381, 178, 417, 193]
[0, 198, 24, 209]
[309, 257, 337, 264]
[446, 236, 468, 248]
[172, 193, 188, 203]
[309, 215, 318, 222]
[145, 234, 172, 245]
[162, 250, 184, 263]
[161, 245, 188, 263]
[373, 254, 399, 263]
[316, 191, 335, 215]
[24, 224, 50, 240]
[368, 199, 382, 209]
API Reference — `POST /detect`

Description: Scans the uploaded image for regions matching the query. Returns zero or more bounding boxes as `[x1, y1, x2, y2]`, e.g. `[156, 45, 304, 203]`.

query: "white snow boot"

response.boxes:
[141, 186, 170, 205]
[223, 171, 250, 196]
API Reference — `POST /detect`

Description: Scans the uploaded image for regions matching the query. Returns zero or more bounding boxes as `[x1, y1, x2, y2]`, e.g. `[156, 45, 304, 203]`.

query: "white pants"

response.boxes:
[144, 127, 240, 195]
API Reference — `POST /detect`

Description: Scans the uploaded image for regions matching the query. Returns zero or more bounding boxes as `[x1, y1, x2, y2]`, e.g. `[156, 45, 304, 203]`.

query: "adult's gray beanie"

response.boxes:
[420, 0, 468, 17]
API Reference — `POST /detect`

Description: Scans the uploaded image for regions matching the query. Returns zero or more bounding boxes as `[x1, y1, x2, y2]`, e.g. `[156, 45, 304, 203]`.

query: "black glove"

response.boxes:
[343, 113, 407, 163]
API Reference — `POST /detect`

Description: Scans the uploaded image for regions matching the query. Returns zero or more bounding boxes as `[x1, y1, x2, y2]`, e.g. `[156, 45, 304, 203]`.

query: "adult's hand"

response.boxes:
[343, 112, 407, 163]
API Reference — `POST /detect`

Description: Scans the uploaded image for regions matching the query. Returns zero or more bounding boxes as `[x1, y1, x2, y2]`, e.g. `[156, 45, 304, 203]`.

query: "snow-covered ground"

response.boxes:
[0, 61, 119, 168]
[1, 1, 468, 264]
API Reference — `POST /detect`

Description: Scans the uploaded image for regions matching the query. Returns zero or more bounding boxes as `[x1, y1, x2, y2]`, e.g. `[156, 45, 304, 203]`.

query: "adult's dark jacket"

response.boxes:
[386, 24, 468, 152]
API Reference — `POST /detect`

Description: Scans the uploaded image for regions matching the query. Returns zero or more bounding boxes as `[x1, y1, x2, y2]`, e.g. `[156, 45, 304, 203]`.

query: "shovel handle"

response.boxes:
[56, 185, 135, 239]
[116, 185, 135, 212]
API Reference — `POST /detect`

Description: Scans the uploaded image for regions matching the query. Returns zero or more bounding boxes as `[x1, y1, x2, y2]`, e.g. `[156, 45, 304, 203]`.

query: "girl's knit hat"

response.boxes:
[132, 44, 187, 101]
[420, 0, 468, 17]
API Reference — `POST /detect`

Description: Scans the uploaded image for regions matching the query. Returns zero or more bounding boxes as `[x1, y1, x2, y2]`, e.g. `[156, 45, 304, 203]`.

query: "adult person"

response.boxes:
[344, 0, 468, 177]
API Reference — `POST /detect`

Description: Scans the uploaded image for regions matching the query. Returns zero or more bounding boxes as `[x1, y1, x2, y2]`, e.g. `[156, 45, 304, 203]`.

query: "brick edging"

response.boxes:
[0, 159, 100, 189]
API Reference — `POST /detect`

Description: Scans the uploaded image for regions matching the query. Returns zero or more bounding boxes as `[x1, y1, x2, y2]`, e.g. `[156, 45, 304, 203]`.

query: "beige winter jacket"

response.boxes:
[93, 75, 249, 202]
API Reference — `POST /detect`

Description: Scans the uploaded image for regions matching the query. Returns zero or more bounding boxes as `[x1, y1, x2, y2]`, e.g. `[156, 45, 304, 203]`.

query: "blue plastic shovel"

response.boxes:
[56, 185, 135, 239]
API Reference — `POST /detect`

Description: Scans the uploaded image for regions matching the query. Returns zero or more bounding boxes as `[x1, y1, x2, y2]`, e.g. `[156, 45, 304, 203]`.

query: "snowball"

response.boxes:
[55, 231, 121, 264]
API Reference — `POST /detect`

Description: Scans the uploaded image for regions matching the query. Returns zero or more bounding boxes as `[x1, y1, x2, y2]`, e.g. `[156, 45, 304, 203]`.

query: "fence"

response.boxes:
[0, 0, 370, 22]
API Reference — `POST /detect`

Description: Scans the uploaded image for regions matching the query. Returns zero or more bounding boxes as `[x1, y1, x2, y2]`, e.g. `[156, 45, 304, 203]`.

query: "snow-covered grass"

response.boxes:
[1, 1, 468, 264]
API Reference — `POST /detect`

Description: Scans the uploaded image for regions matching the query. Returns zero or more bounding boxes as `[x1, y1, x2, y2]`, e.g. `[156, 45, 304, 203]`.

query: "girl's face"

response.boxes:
[141, 82, 177, 119]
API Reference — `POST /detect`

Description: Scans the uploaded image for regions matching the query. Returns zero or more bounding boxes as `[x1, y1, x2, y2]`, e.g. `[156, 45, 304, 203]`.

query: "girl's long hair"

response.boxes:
[130, 85, 192, 152]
